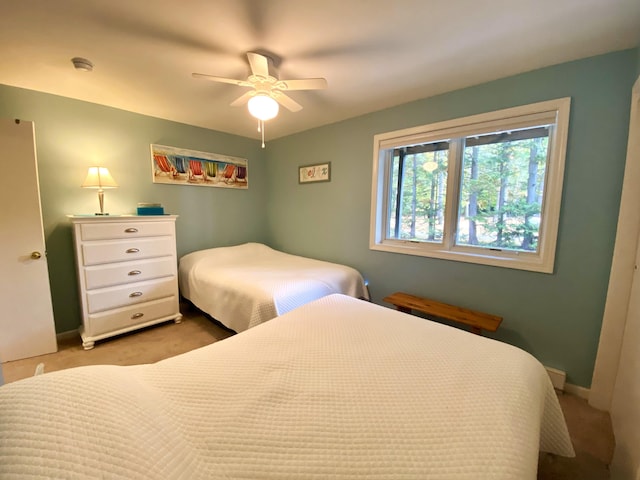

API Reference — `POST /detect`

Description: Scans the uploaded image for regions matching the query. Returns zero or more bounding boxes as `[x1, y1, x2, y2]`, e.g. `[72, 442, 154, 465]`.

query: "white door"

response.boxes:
[0, 118, 57, 362]
[609, 84, 640, 480]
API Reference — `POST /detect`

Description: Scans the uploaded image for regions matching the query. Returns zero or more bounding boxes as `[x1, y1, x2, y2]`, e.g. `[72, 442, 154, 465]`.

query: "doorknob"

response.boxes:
[30, 251, 42, 259]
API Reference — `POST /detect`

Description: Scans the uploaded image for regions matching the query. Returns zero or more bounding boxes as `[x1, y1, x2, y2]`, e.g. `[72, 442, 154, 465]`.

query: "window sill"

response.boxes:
[370, 241, 554, 273]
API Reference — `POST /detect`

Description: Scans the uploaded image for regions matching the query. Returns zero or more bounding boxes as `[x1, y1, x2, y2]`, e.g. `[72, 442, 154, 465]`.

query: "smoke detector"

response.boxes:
[71, 57, 93, 72]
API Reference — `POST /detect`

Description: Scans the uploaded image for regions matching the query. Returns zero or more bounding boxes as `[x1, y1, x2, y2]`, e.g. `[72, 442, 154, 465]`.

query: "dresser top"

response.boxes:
[68, 214, 178, 223]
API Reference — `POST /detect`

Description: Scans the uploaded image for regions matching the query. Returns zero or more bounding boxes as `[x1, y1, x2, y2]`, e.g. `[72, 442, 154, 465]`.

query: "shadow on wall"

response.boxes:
[487, 325, 536, 355]
[45, 221, 81, 333]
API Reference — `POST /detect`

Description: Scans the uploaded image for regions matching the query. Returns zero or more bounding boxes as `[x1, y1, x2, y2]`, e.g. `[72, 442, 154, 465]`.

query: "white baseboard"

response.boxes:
[546, 366, 566, 390]
[564, 382, 590, 400]
[545, 365, 590, 400]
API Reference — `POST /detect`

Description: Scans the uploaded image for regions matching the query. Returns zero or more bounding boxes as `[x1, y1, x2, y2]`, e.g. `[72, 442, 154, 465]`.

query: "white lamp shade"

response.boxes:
[82, 167, 118, 189]
[248, 94, 279, 121]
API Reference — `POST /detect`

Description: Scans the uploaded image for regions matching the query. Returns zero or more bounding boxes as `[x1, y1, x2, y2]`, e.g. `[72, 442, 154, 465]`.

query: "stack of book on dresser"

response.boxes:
[137, 202, 164, 215]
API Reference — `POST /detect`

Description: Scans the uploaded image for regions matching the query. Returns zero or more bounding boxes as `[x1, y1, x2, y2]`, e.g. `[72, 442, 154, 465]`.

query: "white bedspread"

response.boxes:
[179, 242, 369, 332]
[0, 295, 573, 479]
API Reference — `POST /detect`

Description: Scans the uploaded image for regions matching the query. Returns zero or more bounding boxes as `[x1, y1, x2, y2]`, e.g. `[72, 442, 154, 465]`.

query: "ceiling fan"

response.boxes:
[192, 52, 328, 147]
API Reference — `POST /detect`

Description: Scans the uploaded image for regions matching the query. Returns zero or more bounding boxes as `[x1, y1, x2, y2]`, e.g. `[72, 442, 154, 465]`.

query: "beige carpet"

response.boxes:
[1, 304, 614, 479]
[539, 392, 614, 479]
[1, 304, 234, 384]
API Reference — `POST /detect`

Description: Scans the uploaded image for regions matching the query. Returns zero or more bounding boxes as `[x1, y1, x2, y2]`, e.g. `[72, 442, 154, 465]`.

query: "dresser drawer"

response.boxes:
[86, 277, 176, 313]
[82, 237, 174, 266]
[84, 257, 175, 290]
[80, 221, 174, 241]
[87, 296, 178, 336]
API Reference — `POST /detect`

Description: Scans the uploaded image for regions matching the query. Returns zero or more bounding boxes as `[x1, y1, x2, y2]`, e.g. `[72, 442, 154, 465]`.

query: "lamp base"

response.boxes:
[96, 190, 109, 216]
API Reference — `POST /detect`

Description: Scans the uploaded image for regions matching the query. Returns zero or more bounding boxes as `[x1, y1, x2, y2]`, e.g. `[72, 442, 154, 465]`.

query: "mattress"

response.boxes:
[0, 294, 573, 479]
[178, 242, 369, 332]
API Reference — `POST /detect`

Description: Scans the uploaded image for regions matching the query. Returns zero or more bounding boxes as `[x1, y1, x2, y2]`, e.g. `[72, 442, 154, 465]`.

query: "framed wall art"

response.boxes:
[150, 144, 248, 189]
[299, 162, 331, 184]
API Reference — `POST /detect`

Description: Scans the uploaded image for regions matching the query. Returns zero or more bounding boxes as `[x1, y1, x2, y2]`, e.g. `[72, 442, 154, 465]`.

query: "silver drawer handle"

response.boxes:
[124, 228, 138, 233]
[128, 270, 142, 276]
[126, 248, 140, 253]
[129, 291, 143, 297]
[131, 312, 144, 319]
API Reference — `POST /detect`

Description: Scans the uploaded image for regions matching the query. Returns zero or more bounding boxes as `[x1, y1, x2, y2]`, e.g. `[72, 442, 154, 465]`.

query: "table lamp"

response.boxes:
[82, 166, 118, 215]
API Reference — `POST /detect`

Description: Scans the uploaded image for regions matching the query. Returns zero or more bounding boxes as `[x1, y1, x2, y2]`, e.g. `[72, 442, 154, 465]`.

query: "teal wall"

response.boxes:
[264, 49, 638, 387]
[1, 48, 637, 387]
[0, 85, 267, 332]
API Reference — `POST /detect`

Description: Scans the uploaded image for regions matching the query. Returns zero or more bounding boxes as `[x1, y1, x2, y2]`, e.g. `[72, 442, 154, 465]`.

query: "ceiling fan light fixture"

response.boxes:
[423, 161, 438, 172]
[248, 94, 279, 121]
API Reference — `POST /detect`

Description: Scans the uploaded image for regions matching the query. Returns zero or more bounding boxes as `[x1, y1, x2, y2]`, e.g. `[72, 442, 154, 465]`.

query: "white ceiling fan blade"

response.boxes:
[275, 78, 328, 91]
[192, 73, 252, 87]
[247, 52, 269, 78]
[273, 92, 303, 112]
[230, 90, 255, 107]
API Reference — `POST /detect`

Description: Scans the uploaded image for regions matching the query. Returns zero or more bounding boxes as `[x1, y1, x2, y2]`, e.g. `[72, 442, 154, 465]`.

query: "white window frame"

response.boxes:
[370, 98, 571, 273]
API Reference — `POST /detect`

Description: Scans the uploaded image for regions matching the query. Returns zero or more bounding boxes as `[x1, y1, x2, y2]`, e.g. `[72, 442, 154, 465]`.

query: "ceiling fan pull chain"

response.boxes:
[261, 120, 266, 148]
[257, 118, 261, 133]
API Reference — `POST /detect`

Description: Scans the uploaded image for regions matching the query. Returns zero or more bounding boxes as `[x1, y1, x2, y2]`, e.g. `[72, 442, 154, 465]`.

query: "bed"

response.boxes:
[178, 242, 369, 332]
[0, 294, 573, 479]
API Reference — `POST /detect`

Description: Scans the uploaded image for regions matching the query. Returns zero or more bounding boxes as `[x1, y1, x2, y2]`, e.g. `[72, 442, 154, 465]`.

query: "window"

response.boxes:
[370, 98, 570, 273]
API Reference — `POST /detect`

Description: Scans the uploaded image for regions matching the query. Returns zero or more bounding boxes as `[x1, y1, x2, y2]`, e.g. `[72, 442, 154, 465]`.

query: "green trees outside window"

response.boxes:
[388, 128, 549, 253]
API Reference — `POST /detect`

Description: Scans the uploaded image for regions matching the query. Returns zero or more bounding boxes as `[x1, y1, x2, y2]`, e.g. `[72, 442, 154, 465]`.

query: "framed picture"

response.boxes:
[299, 162, 331, 184]
[150, 144, 248, 189]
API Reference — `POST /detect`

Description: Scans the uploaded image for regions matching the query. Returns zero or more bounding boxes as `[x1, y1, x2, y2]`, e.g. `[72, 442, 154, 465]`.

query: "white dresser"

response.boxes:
[69, 215, 182, 349]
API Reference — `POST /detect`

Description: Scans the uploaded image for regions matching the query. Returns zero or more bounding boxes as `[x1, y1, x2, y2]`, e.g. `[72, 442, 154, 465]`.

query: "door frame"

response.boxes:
[590, 74, 640, 410]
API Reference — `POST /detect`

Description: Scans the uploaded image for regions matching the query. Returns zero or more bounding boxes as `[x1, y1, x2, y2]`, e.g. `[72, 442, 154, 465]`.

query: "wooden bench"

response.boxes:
[382, 292, 502, 335]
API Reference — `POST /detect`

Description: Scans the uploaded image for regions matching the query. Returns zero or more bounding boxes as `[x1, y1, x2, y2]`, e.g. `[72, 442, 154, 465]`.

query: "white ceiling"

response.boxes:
[1, 0, 639, 141]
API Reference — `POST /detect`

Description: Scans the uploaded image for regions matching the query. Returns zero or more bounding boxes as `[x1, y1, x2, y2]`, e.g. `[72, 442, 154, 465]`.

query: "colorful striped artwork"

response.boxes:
[151, 144, 248, 189]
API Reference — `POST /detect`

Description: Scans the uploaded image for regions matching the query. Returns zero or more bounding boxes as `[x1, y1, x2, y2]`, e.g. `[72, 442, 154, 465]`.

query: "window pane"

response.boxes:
[387, 144, 449, 243]
[455, 128, 549, 252]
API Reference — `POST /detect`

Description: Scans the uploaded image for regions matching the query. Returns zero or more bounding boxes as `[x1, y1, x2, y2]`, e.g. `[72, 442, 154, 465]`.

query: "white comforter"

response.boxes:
[179, 242, 369, 332]
[0, 295, 573, 479]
